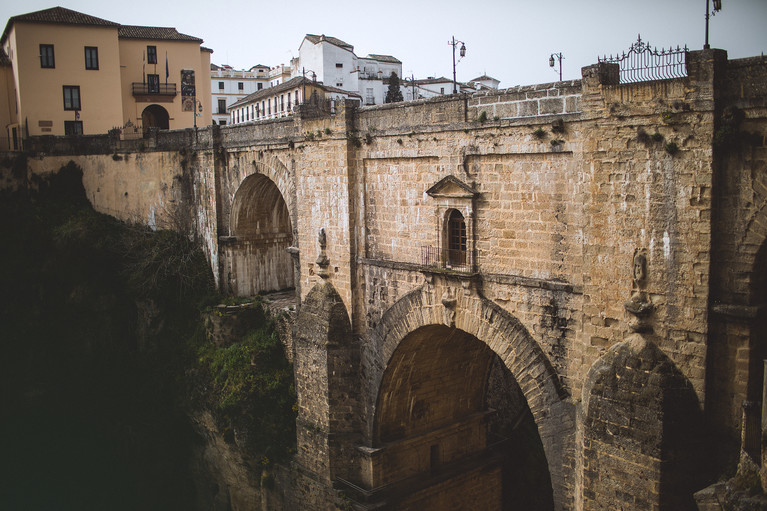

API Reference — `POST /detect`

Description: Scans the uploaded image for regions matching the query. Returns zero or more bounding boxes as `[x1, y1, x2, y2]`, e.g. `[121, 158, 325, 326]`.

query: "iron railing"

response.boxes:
[421, 245, 469, 272]
[131, 82, 177, 96]
[598, 35, 688, 84]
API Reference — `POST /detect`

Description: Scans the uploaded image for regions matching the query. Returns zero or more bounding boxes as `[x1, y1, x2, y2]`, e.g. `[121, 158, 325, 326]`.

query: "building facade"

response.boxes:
[227, 75, 359, 125]
[211, 64, 269, 125]
[290, 34, 402, 106]
[0, 6, 211, 146]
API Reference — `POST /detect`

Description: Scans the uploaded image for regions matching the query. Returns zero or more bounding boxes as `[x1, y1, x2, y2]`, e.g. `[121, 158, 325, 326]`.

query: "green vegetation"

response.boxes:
[385, 71, 404, 103]
[0, 162, 295, 509]
[664, 141, 679, 155]
[197, 305, 296, 459]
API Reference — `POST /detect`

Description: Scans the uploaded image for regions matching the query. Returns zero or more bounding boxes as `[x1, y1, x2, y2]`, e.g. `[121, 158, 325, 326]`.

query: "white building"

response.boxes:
[468, 75, 501, 91]
[290, 34, 402, 106]
[210, 64, 269, 125]
[401, 74, 501, 101]
[227, 76, 360, 125]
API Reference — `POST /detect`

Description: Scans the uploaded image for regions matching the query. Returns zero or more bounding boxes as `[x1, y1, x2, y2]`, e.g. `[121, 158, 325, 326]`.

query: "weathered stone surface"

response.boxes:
[6, 48, 767, 510]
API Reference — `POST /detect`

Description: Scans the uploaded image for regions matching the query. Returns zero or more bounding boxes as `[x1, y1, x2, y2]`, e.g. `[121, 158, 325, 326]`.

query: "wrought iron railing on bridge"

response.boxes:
[421, 245, 470, 273]
[598, 34, 688, 84]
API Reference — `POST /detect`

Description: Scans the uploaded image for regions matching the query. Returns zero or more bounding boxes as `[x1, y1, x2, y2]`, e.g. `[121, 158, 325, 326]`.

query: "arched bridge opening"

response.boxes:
[368, 324, 554, 511]
[220, 173, 294, 296]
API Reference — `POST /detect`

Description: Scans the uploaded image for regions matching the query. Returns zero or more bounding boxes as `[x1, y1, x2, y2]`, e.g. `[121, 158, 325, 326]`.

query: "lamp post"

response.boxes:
[448, 36, 466, 94]
[549, 52, 563, 81]
[704, 0, 722, 50]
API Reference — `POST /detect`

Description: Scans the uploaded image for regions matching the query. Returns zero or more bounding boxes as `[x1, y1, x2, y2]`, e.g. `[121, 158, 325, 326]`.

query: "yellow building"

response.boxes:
[0, 7, 211, 147]
[0, 49, 17, 150]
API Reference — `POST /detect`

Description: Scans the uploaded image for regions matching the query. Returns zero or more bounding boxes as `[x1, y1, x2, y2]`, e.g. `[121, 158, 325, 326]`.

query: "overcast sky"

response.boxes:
[2, 0, 765, 88]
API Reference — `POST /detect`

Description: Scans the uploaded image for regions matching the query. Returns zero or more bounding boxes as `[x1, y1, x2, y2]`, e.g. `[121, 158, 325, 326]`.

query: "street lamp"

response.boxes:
[549, 52, 563, 81]
[448, 36, 466, 94]
[300, 67, 318, 107]
[704, 0, 723, 50]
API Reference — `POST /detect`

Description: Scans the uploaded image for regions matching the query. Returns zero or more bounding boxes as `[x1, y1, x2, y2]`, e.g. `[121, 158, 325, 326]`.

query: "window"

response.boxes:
[219, 120, 226, 125]
[256, 104, 260, 117]
[63, 86, 81, 110]
[147, 45, 157, 64]
[64, 120, 83, 135]
[335, 63, 343, 68]
[447, 210, 467, 268]
[336, 82, 343, 87]
[84, 46, 98, 70]
[40, 44, 54, 68]
[238, 82, 244, 90]
[218, 81, 224, 90]
[287, 93, 291, 110]
[257, 83, 263, 90]
[440, 87, 445, 94]
[280, 95, 284, 112]
[147, 74, 159, 93]
[217, 99, 227, 114]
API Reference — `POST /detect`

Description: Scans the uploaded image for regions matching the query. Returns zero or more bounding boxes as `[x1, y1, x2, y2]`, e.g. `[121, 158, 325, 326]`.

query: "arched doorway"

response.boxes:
[446, 209, 467, 268]
[141, 105, 169, 132]
[369, 324, 554, 511]
[221, 173, 294, 296]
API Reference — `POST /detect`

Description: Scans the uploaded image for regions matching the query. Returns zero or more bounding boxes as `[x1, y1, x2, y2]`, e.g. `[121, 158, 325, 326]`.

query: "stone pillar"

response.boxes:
[292, 275, 361, 505]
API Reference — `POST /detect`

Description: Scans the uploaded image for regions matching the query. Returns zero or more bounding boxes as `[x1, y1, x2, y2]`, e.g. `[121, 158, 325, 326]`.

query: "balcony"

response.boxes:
[131, 82, 177, 97]
[421, 245, 470, 273]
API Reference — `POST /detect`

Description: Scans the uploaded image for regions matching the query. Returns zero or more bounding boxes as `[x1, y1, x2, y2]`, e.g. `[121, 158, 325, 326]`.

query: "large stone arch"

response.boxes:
[219, 154, 297, 296]
[707, 153, 767, 462]
[367, 275, 572, 509]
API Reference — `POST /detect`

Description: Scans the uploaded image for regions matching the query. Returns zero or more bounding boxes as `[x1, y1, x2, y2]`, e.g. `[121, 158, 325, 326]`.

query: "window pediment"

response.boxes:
[426, 175, 477, 199]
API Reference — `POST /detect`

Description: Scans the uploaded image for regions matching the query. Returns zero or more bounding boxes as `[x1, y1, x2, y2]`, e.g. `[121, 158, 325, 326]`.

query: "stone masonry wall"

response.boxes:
[7, 49, 767, 510]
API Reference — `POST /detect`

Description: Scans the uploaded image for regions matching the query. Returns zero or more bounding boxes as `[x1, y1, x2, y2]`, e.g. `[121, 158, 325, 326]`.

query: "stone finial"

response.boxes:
[316, 228, 330, 279]
[625, 250, 653, 332]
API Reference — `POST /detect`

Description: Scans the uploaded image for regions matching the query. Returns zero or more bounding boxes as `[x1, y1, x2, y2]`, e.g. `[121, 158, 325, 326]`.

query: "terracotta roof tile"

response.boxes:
[367, 54, 401, 64]
[7, 6, 119, 27]
[304, 34, 353, 51]
[118, 25, 202, 42]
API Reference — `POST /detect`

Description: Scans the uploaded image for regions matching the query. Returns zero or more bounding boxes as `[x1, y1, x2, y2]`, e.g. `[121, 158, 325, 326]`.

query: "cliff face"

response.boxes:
[0, 164, 289, 510]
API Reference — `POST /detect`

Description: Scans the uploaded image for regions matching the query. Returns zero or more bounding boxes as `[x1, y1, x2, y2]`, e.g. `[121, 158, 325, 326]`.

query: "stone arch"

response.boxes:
[230, 173, 291, 237]
[706, 161, 767, 461]
[220, 156, 296, 296]
[368, 279, 570, 509]
[582, 335, 706, 510]
[141, 104, 169, 132]
[227, 152, 297, 237]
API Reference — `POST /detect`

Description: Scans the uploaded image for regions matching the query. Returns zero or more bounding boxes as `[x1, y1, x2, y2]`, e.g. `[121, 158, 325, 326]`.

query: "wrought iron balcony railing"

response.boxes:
[421, 245, 469, 273]
[131, 82, 177, 96]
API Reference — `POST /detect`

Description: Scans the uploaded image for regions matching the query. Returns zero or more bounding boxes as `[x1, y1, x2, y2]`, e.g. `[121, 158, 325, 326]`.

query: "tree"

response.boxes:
[385, 71, 404, 103]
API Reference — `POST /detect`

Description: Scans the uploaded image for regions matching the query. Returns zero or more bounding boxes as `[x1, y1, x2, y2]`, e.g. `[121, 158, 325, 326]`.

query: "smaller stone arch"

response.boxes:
[221, 171, 294, 296]
[229, 173, 291, 237]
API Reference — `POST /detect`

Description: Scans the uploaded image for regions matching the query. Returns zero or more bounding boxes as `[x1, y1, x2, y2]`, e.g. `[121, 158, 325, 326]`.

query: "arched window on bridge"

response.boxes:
[423, 175, 477, 273]
[447, 209, 467, 269]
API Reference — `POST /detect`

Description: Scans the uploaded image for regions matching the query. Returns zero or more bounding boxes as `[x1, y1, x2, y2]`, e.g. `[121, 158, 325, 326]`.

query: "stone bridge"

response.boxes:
[6, 48, 767, 510]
